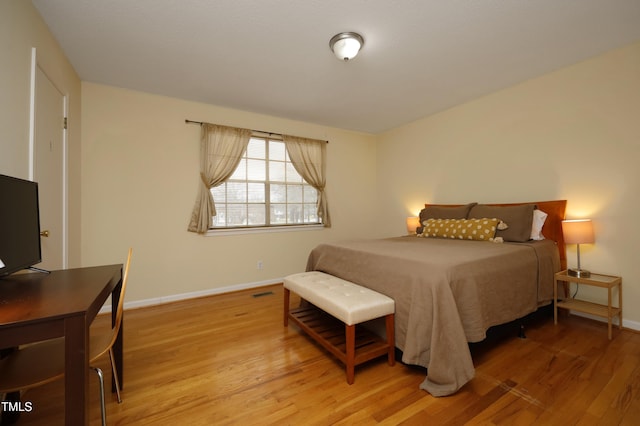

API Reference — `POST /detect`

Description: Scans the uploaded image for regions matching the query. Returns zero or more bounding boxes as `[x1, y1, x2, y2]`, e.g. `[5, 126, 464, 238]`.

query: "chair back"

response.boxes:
[108, 248, 132, 348]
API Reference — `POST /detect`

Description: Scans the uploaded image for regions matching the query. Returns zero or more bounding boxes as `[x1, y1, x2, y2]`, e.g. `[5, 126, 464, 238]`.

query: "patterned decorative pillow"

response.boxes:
[421, 218, 502, 241]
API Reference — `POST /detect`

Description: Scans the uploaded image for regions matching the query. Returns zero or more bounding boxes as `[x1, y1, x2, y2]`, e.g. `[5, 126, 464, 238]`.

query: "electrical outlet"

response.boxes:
[257, 260, 263, 270]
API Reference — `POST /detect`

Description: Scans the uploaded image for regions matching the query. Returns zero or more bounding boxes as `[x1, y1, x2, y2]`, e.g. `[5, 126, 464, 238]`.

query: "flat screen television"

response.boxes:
[0, 174, 42, 277]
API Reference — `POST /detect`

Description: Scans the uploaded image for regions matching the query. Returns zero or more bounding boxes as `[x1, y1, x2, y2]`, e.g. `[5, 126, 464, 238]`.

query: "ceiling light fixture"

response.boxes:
[329, 32, 364, 61]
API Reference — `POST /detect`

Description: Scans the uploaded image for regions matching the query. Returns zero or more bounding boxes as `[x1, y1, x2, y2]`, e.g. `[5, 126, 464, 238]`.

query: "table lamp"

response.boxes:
[562, 219, 595, 278]
[406, 217, 420, 235]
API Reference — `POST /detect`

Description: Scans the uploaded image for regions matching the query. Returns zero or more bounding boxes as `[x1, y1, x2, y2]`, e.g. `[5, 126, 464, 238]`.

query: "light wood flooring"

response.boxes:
[5, 284, 640, 425]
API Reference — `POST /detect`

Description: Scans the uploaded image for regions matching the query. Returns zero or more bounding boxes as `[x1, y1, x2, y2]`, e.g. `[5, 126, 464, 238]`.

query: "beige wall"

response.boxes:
[80, 83, 378, 304]
[377, 42, 640, 327]
[0, 0, 82, 266]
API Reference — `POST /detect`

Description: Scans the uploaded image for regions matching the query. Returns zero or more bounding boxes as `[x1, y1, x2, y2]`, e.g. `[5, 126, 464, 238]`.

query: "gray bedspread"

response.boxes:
[305, 236, 560, 396]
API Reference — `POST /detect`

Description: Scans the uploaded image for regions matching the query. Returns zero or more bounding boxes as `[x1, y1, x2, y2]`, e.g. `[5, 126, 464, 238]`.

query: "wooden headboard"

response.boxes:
[424, 200, 567, 269]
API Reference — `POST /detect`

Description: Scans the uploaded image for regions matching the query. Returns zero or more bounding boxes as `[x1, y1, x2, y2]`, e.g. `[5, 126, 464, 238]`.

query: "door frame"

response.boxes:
[28, 47, 69, 269]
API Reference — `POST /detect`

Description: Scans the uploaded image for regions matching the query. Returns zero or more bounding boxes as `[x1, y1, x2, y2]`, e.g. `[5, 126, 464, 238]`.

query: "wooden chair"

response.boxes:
[0, 248, 132, 425]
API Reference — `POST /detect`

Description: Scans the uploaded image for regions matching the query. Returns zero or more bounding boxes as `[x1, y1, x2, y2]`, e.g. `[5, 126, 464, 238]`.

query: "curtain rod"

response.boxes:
[185, 119, 328, 143]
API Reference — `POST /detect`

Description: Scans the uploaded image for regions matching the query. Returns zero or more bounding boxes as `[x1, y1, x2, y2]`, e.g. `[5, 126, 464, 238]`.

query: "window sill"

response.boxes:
[206, 224, 324, 236]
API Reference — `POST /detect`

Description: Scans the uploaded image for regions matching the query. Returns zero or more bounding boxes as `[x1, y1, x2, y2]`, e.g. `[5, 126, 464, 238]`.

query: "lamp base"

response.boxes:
[568, 268, 591, 278]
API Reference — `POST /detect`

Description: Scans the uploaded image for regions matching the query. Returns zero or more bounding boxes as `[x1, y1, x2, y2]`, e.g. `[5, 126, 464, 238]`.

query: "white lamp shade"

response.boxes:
[406, 216, 420, 234]
[332, 38, 361, 60]
[562, 219, 595, 244]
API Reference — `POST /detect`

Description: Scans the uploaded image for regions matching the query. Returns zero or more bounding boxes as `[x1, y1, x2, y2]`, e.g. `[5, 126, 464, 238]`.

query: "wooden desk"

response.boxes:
[0, 265, 123, 425]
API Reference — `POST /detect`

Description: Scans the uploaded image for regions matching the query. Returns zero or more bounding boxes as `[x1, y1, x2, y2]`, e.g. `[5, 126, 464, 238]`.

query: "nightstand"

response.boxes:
[554, 270, 622, 339]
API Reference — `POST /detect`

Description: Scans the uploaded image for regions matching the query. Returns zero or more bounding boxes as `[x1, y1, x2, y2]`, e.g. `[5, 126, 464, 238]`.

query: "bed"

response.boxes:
[305, 200, 566, 396]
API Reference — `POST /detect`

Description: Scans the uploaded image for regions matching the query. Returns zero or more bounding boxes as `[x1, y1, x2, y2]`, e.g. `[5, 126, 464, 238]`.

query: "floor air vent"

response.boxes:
[252, 291, 274, 298]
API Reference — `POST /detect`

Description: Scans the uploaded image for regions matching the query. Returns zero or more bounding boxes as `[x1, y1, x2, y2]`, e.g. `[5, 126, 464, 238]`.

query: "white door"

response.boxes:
[33, 66, 66, 271]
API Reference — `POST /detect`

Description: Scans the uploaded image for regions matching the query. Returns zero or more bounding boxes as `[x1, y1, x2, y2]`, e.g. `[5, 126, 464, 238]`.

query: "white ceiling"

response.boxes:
[32, 0, 640, 134]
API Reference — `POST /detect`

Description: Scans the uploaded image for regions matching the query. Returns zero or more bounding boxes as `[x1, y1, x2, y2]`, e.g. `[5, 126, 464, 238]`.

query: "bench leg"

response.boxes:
[346, 324, 355, 384]
[385, 314, 395, 366]
[283, 287, 290, 327]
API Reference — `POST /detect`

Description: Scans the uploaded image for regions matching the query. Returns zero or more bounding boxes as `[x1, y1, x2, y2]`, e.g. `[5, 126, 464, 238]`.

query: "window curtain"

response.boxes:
[282, 135, 331, 227]
[188, 124, 251, 233]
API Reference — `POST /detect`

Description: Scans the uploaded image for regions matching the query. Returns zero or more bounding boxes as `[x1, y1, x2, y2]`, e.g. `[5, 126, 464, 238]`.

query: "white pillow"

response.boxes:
[530, 209, 547, 240]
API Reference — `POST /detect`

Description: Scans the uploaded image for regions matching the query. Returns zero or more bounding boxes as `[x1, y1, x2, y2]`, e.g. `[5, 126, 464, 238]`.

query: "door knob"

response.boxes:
[40, 230, 50, 237]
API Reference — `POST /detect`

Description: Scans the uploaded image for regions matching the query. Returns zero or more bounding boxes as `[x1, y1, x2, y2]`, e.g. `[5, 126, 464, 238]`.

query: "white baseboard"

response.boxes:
[99, 278, 283, 314]
[624, 318, 640, 331]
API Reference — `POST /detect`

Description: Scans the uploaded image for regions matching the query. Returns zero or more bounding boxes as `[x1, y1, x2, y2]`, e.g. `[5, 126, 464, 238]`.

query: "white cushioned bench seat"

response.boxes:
[284, 271, 395, 325]
[283, 271, 395, 384]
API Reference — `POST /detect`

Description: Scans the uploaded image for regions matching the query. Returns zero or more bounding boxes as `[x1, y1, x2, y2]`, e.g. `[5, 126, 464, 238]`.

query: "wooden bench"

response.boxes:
[283, 271, 395, 384]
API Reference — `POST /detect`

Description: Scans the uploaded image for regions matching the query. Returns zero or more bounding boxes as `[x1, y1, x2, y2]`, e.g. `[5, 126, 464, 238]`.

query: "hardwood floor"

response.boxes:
[6, 284, 640, 425]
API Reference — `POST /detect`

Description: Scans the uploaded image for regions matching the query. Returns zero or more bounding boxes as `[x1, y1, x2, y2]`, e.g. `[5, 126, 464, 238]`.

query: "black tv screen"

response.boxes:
[0, 174, 42, 277]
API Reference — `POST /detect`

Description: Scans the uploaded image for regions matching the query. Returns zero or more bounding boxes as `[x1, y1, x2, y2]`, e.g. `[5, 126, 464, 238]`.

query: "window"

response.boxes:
[210, 137, 321, 228]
